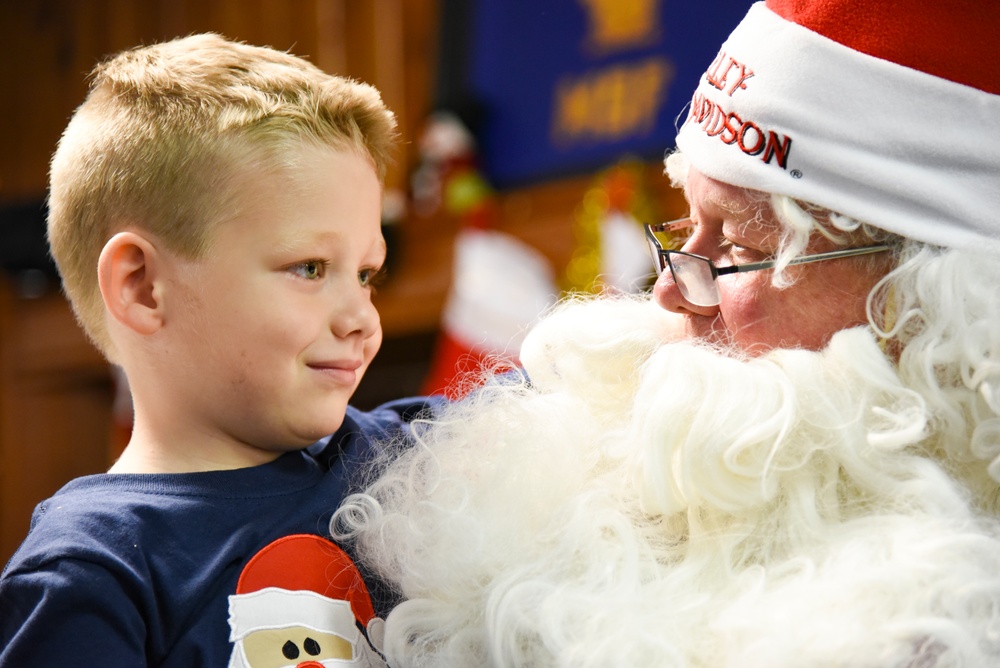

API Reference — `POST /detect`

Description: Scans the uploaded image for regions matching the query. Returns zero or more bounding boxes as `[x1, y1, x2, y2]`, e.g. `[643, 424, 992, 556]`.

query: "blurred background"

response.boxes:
[0, 0, 748, 565]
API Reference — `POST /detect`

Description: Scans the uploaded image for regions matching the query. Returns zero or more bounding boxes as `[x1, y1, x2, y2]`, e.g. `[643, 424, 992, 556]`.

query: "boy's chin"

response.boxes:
[288, 413, 349, 446]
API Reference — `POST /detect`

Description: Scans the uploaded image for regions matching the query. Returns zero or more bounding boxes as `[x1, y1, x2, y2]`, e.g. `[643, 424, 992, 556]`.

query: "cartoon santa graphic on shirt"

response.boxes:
[227, 534, 387, 668]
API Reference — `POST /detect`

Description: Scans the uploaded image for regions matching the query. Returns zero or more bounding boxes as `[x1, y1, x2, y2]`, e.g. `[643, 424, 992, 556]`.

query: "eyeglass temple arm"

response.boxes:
[652, 220, 692, 233]
[715, 244, 891, 277]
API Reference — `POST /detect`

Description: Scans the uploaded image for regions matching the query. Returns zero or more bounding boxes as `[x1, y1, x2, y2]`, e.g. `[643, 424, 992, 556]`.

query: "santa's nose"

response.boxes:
[297, 662, 325, 668]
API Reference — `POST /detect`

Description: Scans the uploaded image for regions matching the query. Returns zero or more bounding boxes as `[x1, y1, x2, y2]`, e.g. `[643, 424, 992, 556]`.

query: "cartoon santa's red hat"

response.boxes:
[227, 534, 377, 644]
[675, 0, 1000, 253]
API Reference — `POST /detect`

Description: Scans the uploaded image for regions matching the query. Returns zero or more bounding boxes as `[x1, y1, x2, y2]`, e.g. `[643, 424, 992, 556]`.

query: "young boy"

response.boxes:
[0, 33, 437, 667]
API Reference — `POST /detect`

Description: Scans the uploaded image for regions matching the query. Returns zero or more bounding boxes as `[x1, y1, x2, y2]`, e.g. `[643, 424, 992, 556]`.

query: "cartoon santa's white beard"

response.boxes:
[228, 588, 386, 668]
[334, 297, 1000, 667]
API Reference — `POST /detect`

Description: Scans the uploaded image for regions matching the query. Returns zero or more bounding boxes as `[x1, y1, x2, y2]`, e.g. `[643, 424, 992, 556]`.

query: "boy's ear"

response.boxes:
[98, 231, 165, 335]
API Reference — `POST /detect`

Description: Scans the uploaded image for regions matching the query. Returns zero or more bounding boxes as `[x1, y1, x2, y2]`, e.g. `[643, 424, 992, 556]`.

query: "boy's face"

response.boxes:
[162, 144, 385, 462]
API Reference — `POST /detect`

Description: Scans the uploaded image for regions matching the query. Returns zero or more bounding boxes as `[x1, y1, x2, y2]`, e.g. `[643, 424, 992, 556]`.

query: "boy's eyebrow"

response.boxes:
[275, 230, 388, 259]
[273, 229, 345, 252]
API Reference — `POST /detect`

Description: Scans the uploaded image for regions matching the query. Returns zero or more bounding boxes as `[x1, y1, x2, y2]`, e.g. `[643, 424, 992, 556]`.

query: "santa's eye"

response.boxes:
[282, 640, 299, 659]
[304, 637, 321, 656]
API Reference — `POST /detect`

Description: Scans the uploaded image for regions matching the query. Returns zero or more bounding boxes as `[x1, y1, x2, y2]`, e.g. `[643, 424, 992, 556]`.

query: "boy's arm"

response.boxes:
[313, 395, 446, 463]
[356, 395, 446, 430]
[1, 557, 147, 666]
[316, 395, 448, 618]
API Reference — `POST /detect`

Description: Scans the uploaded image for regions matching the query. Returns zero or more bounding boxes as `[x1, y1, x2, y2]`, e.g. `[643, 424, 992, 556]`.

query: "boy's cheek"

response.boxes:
[350, 328, 382, 387]
[366, 326, 384, 361]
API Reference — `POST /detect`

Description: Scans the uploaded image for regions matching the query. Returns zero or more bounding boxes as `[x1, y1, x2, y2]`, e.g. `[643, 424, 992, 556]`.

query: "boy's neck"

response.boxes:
[108, 423, 286, 474]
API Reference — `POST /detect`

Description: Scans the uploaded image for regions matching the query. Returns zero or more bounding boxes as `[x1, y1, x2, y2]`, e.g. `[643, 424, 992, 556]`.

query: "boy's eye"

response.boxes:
[359, 266, 386, 288]
[290, 260, 325, 280]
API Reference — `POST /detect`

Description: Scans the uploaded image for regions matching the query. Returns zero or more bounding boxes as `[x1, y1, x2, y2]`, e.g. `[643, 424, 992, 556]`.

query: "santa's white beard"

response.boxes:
[335, 297, 1000, 667]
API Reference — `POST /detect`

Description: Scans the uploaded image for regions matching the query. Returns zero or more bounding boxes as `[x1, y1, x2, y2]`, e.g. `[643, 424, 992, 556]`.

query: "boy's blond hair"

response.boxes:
[47, 33, 397, 361]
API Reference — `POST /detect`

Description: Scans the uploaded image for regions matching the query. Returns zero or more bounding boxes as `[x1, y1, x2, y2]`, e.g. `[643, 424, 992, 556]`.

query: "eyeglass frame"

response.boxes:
[645, 218, 891, 307]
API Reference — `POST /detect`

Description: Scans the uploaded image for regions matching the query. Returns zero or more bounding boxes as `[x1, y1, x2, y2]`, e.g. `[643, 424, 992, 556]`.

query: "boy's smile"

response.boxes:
[147, 144, 386, 469]
[306, 357, 365, 386]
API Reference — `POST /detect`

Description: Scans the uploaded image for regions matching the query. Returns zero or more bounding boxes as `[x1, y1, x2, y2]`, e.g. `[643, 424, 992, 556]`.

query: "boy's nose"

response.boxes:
[331, 288, 380, 340]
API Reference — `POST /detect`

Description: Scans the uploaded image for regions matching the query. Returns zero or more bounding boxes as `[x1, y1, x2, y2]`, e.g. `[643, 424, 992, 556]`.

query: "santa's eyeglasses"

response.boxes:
[645, 219, 891, 307]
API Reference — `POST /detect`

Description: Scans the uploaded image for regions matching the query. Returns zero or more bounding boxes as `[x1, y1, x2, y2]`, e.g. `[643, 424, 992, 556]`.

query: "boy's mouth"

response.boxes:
[306, 359, 363, 385]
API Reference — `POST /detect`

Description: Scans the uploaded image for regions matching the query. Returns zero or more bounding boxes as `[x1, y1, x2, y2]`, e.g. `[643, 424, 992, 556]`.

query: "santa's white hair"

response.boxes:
[333, 156, 1000, 666]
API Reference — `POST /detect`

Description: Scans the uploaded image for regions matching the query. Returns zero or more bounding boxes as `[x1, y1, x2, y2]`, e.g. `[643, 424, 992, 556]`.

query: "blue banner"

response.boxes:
[462, 0, 754, 187]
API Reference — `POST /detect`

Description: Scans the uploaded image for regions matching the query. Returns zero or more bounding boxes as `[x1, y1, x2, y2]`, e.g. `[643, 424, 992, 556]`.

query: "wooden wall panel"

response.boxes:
[0, 278, 112, 565]
[0, 0, 436, 203]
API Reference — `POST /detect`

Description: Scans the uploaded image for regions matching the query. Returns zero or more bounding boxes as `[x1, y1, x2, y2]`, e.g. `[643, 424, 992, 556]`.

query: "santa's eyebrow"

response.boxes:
[683, 184, 755, 221]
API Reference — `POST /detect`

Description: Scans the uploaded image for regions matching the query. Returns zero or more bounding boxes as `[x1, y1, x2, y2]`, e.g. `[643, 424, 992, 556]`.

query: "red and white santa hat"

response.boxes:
[227, 534, 377, 644]
[675, 0, 1000, 253]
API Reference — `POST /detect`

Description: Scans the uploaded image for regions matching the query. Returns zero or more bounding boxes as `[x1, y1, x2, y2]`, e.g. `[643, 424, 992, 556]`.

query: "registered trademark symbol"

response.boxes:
[790, 169, 803, 179]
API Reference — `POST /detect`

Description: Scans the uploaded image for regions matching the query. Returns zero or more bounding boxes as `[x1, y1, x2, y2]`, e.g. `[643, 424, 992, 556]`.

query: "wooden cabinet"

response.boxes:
[0, 0, 437, 201]
[0, 278, 114, 564]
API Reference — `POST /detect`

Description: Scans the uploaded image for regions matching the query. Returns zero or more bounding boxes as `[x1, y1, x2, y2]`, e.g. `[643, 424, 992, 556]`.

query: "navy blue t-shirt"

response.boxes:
[0, 398, 438, 667]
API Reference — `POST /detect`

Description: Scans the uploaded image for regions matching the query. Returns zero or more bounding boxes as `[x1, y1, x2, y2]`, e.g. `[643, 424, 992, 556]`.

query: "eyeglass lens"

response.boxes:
[646, 236, 667, 274]
[668, 253, 721, 307]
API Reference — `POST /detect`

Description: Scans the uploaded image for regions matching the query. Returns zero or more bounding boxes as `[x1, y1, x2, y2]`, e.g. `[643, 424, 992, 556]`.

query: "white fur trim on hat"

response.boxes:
[228, 587, 358, 642]
[675, 1, 1000, 253]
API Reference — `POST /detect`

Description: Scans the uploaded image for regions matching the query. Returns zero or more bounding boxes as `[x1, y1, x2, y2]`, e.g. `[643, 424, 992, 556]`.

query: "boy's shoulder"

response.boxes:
[0, 472, 248, 665]
[343, 395, 444, 433]
[0, 395, 444, 666]
[3, 395, 444, 585]
[2, 463, 296, 580]
[7, 393, 442, 573]
[322, 395, 445, 456]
